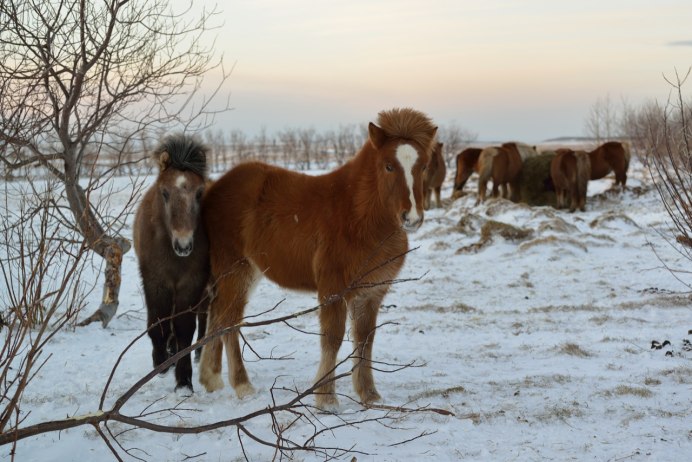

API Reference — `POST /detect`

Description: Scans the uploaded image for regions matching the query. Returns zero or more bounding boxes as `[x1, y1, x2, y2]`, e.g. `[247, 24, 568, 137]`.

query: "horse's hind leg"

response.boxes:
[351, 294, 383, 405]
[201, 259, 258, 397]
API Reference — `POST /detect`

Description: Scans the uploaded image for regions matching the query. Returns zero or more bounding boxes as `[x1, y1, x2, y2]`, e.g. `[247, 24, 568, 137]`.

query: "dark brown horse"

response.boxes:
[133, 134, 210, 391]
[588, 141, 630, 187]
[551, 149, 591, 212]
[451, 147, 482, 199]
[423, 141, 447, 209]
[199, 108, 437, 409]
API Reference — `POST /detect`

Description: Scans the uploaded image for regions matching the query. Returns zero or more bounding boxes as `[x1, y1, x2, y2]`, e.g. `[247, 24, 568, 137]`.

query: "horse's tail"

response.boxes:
[621, 140, 632, 168]
[575, 151, 591, 199]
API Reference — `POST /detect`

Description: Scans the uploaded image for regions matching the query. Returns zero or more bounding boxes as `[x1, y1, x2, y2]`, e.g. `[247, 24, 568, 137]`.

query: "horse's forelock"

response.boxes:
[153, 134, 209, 178]
[376, 108, 437, 157]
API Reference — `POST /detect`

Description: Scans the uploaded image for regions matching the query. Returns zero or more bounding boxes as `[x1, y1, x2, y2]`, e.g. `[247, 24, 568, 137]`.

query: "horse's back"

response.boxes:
[203, 162, 326, 291]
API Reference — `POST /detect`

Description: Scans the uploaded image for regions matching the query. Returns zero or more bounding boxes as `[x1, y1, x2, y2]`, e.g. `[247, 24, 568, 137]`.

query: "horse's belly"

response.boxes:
[250, 252, 317, 292]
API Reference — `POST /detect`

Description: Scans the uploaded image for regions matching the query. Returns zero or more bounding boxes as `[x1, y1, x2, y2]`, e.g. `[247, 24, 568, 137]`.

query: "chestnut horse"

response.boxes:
[588, 141, 631, 187]
[423, 142, 447, 209]
[199, 108, 437, 409]
[451, 147, 482, 199]
[551, 149, 591, 212]
[133, 135, 210, 391]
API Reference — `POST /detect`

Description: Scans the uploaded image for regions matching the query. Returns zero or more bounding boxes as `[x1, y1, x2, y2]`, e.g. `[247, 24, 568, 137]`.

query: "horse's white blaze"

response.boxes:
[175, 174, 187, 189]
[396, 143, 421, 223]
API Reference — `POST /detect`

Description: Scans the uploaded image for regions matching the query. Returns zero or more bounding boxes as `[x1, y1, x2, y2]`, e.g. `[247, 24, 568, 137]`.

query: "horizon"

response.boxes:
[182, 0, 692, 142]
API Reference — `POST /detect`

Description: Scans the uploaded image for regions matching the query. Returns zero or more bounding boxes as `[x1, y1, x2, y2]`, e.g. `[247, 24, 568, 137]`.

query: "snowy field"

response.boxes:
[2, 155, 691, 461]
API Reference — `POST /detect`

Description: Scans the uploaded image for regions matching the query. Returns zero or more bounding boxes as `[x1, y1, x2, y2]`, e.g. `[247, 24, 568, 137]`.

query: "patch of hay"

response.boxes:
[457, 220, 533, 253]
[589, 211, 639, 229]
[537, 217, 580, 234]
[518, 152, 557, 207]
[518, 235, 588, 253]
[558, 342, 593, 358]
[483, 197, 530, 216]
[455, 213, 486, 235]
[480, 220, 534, 241]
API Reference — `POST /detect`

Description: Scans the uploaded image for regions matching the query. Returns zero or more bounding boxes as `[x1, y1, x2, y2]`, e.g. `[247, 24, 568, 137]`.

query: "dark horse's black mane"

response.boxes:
[154, 134, 209, 178]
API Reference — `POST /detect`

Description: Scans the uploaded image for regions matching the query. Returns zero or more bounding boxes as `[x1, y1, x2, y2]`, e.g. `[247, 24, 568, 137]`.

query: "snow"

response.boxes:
[3, 156, 691, 461]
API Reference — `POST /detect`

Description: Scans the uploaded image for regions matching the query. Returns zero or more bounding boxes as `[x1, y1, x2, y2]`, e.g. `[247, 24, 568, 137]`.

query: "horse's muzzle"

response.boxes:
[173, 239, 193, 257]
[401, 210, 423, 232]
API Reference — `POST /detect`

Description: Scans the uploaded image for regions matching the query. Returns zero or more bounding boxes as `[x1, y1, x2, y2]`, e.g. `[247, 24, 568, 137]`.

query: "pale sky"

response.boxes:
[191, 0, 692, 142]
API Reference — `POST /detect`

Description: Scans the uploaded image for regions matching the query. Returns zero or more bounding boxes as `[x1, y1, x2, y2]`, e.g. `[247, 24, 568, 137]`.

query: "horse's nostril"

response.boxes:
[174, 241, 193, 256]
[401, 211, 408, 223]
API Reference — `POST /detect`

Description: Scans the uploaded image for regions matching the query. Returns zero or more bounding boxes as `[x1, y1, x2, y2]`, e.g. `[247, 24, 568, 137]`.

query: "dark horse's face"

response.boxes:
[158, 168, 205, 257]
[368, 123, 432, 231]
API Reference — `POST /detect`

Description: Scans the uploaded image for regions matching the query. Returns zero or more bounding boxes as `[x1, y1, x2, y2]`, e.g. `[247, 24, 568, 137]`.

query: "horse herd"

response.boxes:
[132, 107, 630, 410]
[443, 141, 630, 212]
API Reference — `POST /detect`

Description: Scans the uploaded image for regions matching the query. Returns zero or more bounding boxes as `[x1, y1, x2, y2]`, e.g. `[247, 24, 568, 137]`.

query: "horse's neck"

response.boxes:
[343, 148, 401, 236]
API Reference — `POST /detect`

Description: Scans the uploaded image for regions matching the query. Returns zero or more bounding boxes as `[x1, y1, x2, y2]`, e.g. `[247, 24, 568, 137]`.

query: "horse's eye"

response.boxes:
[162, 189, 170, 202]
[195, 189, 203, 202]
[422, 165, 427, 172]
[385, 164, 394, 172]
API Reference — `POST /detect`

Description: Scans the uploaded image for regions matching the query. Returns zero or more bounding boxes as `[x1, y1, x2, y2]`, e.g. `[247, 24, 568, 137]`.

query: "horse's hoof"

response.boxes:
[360, 389, 382, 405]
[175, 382, 194, 396]
[200, 373, 224, 392]
[315, 394, 340, 413]
[234, 382, 255, 399]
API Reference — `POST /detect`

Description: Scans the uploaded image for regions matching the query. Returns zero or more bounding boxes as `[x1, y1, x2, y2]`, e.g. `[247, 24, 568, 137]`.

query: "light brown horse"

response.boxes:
[476, 146, 523, 203]
[551, 149, 591, 212]
[451, 147, 482, 199]
[423, 141, 446, 209]
[588, 141, 631, 188]
[133, 134, 210, 391]
[199, 108, 437, 409]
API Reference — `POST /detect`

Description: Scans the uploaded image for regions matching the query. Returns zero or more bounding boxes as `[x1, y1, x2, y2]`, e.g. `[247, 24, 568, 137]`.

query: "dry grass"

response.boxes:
[603, 386, 654, 398]
[558, 343, 593, 358]
[410, 385, 468, 401]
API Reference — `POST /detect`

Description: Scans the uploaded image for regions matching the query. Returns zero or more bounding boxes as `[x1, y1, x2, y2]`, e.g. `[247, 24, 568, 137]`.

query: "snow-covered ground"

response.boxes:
[2, 155, 691, 461]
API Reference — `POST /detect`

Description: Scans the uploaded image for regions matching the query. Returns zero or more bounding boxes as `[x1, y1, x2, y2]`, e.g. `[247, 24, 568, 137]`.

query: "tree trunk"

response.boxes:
[61, 172, 131, 328]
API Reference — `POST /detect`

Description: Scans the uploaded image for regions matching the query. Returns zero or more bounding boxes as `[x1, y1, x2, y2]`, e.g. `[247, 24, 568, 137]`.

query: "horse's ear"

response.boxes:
[368, 122, 388, 149]
[157, 151, 170, 171]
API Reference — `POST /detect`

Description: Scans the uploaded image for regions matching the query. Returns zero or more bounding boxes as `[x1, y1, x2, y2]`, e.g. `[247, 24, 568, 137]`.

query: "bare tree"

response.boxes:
[279, 128, 300, 167]
[647, 68, 692, 279]
[437, 123, 478, 167]
[584, 94, 620, 145]
[0, 0, 229, 327]
[0, 178, 94, 442]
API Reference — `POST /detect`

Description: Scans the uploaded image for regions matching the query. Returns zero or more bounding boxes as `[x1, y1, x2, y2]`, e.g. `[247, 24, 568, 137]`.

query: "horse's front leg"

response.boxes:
[315, 291, 347, 410]
[143, 281, 174, 373]
[350, 294, 383, 405]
